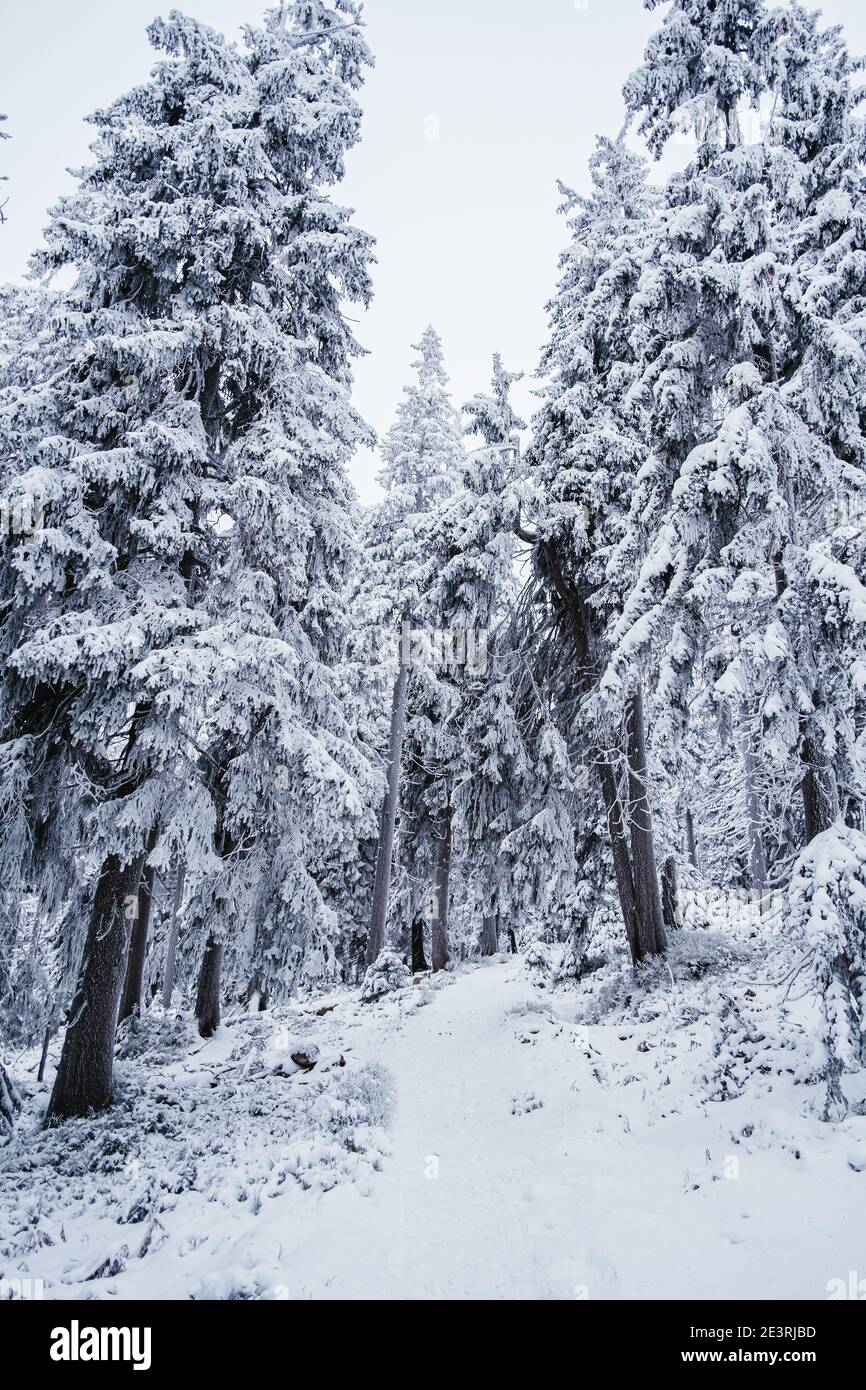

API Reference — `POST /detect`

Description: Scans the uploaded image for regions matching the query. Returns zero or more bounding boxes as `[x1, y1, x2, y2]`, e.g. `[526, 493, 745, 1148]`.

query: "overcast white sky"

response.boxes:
[2, 0, 865, 501]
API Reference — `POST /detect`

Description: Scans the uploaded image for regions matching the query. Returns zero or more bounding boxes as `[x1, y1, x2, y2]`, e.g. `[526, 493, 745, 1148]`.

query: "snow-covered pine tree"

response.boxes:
[499, 695, 583, 954]
[433, 355, 529, 957]
[0, 8, 231, 1111]
[0, 2, 375, 1117]
[526, 133, 667, 962]
[607, 0, 797, 850]
[462, 353, 525, 455]
[361, 327, 464, 970]
[772, 5, 866, 844]
[615, 0, 866, 1108]
[173, 1, 379, 1017]
[614, 0, 866, 860]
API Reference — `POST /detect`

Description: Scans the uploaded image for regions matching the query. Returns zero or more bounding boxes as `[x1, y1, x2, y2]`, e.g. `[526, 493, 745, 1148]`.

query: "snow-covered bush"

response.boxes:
[665, 928, 742, 980]
[511, 1090, 543, 1116]
[317, 1061, 396, 1139]
[360, 949, 412, 1003]
[115, 1010, 196, 1065]
[523, 940, 555, 990]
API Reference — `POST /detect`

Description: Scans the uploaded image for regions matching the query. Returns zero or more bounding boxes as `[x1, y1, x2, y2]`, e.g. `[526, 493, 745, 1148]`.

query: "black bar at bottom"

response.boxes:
[3, 1298, 857, 1374]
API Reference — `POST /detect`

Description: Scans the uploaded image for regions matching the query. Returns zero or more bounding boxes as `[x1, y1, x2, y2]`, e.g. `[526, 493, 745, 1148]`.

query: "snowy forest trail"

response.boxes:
[282, 959, 576, 1300]
[277, 959, 727, 1300]
[5, 950, 866, 1301]
[256, 957, 866, 1301]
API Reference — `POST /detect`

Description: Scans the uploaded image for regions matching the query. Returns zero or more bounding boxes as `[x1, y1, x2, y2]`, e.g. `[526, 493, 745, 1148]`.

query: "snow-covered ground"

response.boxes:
[2, 910, 866, 1301]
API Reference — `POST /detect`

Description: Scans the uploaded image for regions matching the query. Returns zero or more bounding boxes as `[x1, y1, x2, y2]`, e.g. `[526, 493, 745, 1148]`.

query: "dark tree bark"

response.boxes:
[661, 855, 682, 934]
[37, 1019, 56, 1084]
[119, 827, 158, 1023]
[161, 862, 186, 1009]
[431, 802, 452, 973]
[195, 934, 223, 1039]
[480, 911, 498, 956]
[0, 1060, 21, 1135]
[410, 914, 428, 973]
[507, 927, 518, 954]
[365, 657, 410, 968]
[626, 686, 667, 959]
[684, 807, 698, 869]
[240, 970, 268, 1012]
[537, 539, 645, 959]
[801, 727, 840, 843]
[598, 758, 640, 963]
[46, 852, 146, 1123]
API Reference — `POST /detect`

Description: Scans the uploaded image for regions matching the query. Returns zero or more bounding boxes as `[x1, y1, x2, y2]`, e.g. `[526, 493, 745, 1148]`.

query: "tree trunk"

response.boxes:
[507, 927, 518, 954]
[480, 911, 498, 956]
[119, 827, 158, 1023]
[661, 855, 682, 934]
[37, 1021, 55, 1084]
[45, 852, 145, 1123]
[626, 686, 667, 959]
[598, 758, 640, 962]
[161, 863, 186, 1009]
[739, 706, 769, 908]
[195, 934, 223, 1039]
[684, 807, 698, 869]
[365, 658, 410, 968]
[0, 1060, 21, 1135]
[538, 538, 643, 961]
[411, 914, 428, 973]
[431, 802, 452, 973]
[240, 970, 268, 1013]
[801, 726, 840, 844]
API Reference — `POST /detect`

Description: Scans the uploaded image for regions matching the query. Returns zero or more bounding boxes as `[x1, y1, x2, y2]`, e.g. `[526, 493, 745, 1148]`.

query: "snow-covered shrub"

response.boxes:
[360, 949, 411, 1003]
[705, 986, 816, 1105]
[504, 997, 551, 1020]
[665, 927, 742, 979]
[317, 1061, 396, 1138]
[115, 1010, 196, 1064]
[511, 1090, 543, 1116]
[554, 883, 627, 986]
[523, 940, 555, 989]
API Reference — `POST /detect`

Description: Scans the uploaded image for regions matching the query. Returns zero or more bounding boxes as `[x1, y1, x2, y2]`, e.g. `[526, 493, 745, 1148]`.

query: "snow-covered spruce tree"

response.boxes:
[0, 287, 58, 1039]
[773, 6, 866, 845]
[499, 693, 583, 953]
[395, 342, 474, 974]
[462, 353, 525, 456]
[605, 0, 795, 862]
[525, 134, 667, 962]
[0, 3, 375, 1118]
[361, 327, 463, 972]
[613, 0, 866, 857]
[0, 8, 228, 1114]
[614, 0, 866, 1104]
[170, 1, 379, 1019]
[432, 355, 529, 957]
